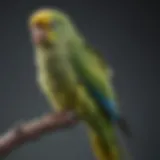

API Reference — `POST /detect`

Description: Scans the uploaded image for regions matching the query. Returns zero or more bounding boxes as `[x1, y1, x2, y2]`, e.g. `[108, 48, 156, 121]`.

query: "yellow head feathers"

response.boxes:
[28, 9, 54, 29]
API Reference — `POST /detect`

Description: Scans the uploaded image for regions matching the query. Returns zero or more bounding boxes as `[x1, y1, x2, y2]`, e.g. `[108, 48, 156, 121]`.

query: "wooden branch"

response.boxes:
[0, 111, 78, 158]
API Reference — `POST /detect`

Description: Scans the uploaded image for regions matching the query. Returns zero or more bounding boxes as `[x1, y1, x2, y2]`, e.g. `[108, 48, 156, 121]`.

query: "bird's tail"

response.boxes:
[117, 116, 132, 137]
[87, 128, 120, 160]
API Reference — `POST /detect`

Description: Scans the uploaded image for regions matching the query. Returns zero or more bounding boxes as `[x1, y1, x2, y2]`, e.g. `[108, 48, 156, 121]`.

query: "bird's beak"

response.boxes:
[31, 27, 47, 45]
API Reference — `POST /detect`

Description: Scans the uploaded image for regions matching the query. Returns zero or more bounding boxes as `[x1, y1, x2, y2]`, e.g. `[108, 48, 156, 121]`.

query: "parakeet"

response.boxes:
[28, 8, 131, 160]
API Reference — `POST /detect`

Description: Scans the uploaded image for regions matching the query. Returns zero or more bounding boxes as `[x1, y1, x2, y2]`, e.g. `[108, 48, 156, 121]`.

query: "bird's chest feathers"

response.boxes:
[36, 49, 72, 94]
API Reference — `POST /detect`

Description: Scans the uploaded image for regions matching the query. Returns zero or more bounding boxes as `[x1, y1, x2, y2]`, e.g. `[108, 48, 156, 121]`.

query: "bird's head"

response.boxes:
[28, 8, 79, 48]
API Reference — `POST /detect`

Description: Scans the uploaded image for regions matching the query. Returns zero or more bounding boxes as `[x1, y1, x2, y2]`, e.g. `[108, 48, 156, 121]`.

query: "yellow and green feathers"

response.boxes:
[28, 8, 131, 160]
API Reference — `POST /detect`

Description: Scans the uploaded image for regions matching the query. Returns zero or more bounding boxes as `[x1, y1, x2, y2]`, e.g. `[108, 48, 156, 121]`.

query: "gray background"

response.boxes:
[0, 1, 159, 160]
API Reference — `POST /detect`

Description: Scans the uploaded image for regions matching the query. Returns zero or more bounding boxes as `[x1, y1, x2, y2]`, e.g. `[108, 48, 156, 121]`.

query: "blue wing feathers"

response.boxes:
[85, 82, 119, 121]
[71, 56, 119, 121]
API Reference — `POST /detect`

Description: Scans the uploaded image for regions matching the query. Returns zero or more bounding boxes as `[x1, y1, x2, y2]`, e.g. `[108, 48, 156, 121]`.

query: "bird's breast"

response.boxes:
[36, 53, 72, 94]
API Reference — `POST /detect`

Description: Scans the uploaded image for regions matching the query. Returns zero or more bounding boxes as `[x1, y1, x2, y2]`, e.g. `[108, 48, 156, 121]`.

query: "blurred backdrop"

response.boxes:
[0, 1, 159, 160]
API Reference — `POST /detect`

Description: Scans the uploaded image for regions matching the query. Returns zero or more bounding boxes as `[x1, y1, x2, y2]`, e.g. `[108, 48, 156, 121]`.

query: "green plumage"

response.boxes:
[29, 8, 131, 160]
